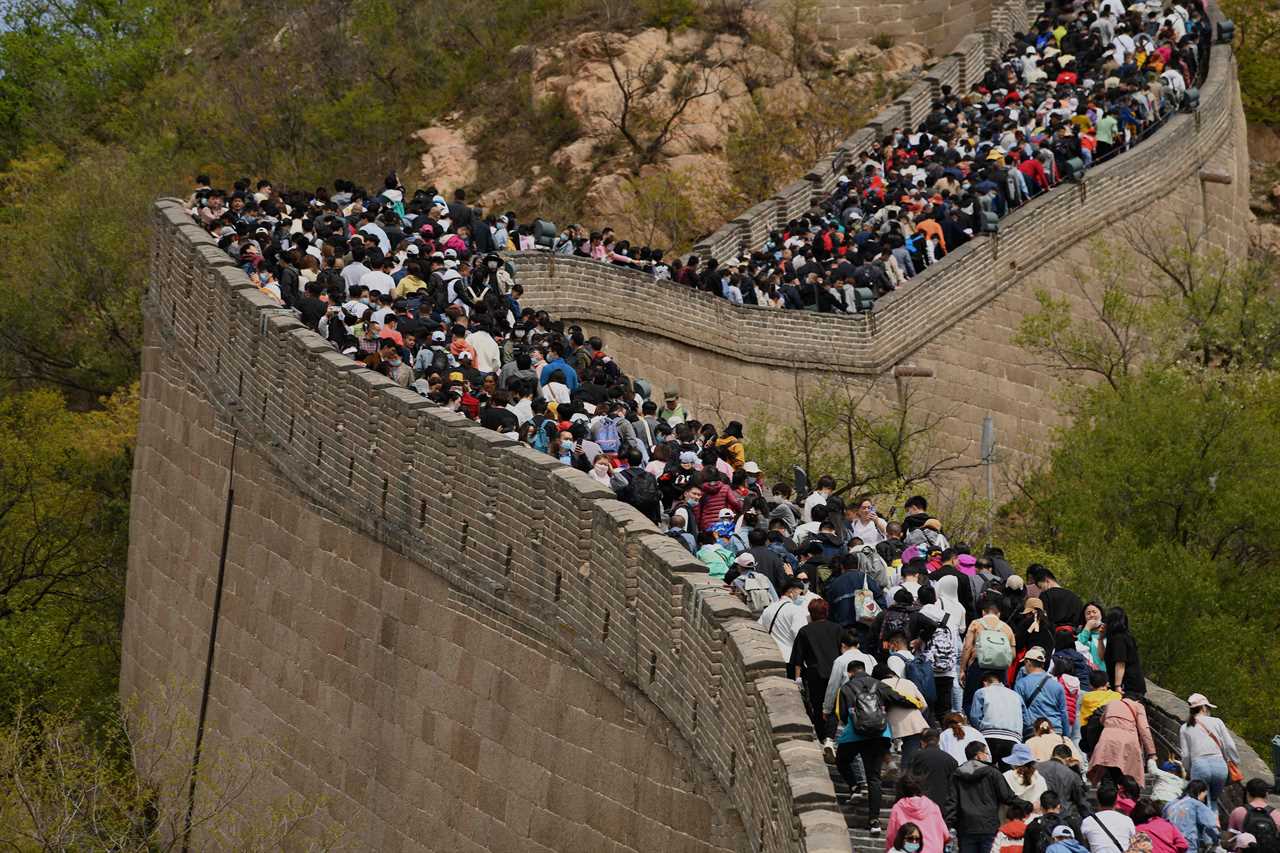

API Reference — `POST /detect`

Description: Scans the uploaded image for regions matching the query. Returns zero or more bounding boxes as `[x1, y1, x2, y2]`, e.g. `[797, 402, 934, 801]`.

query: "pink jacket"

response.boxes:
[1136, 818, 1189, 853]
[886, 796, 950, 853]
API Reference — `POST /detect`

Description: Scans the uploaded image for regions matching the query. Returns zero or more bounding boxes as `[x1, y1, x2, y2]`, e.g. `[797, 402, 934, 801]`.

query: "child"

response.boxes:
[997, 799, 1033, 853]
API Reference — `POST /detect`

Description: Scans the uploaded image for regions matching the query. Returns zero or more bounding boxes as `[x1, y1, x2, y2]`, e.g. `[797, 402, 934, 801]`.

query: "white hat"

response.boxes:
[718, 508, 736, 519]
[734, 552, 757, 566]
[743, 461, 761, 474]
[1052, 827, 1075, 841]
[1187, 693, 1217, 709]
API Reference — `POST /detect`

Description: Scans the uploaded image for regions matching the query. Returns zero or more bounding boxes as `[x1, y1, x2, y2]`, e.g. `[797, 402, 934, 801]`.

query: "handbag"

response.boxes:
[1197, 720, 1244, 783]
[855, 571, 880, 625]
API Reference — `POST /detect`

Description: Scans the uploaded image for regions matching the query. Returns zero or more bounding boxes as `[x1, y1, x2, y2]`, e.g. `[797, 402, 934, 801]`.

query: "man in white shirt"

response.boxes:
[802, 475, 836, 523]
[466, 326, 501, 374]
[1081, 782, 1137, 853]
[359, 256, 396, 297]
[758, 581, 813, 663]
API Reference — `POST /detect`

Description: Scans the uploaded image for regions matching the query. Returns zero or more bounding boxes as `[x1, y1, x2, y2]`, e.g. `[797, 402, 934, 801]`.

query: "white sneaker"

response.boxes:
[822, 738, 836, 761]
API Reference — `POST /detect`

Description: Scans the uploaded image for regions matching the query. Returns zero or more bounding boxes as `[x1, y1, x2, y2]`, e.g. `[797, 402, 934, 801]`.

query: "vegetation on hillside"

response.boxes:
[1010, 229, 1280, 750]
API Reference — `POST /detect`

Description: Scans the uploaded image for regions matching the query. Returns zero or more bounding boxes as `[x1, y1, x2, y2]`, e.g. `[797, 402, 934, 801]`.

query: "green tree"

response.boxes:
[0, 386, 136, 723]
[1011, 230, 1280, 748]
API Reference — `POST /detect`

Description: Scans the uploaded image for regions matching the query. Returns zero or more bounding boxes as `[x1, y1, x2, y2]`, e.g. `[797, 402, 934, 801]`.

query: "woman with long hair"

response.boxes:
[1102, 607, 1146, 697]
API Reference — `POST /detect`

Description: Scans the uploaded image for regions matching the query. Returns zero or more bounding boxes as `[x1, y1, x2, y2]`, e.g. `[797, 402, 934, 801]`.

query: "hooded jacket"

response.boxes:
[887, 796, 950, 853]
[947, 759, 1019, 834]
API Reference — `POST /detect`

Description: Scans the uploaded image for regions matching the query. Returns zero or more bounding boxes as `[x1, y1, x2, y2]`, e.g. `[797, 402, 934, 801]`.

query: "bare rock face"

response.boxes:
[414, 121, 477, 194]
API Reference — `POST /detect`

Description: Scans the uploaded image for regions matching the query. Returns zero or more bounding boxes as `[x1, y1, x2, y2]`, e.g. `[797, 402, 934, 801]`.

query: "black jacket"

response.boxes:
[945, 759, 1018, 833]
[909, 745, 959, 810]
[1038, 758, 1091, 822]
[789, 619, 844, 681]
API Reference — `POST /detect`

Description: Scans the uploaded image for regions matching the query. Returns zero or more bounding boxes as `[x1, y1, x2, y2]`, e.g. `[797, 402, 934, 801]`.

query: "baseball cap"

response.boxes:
[734, 552, 756, 567]
[679, 451, 698, 465]
[743, 461, 761, 474]
[718, 508, 735, 519]
[1023, 646, 1048, 664]
[1051, 827, 1075, 841]
[1187, 693, 1217, 709]
[431, 330, 446, 343]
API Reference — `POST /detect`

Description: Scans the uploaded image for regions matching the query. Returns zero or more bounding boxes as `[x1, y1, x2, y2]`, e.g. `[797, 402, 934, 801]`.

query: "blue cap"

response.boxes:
[1007, 743, 1037, 767]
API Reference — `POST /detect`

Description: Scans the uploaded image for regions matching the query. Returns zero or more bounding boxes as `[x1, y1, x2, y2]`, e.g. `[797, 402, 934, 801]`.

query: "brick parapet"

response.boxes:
[143, 200, 849, 853]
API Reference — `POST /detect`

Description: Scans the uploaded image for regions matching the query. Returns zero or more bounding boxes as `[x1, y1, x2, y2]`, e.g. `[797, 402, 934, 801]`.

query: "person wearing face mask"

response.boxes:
[366, 338, 412, 387]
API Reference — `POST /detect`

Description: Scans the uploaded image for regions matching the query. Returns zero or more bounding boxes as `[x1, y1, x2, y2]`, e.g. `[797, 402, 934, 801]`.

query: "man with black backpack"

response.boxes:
[615, 448, 661, 524]
[1229, 779, 1280, 852]
[834, 658, 919, 835]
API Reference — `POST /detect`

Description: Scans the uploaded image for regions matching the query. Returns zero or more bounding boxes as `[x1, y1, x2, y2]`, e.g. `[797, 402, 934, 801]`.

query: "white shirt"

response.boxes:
[1081, 811, 1136, 853]
[359, 222, 391, 255]
[542, 382, 570, 404]
[359, 270, 396, 297]
[791, 521, 821, 545]
[849, 516, 886, 547]
[759, 594, 814, 662]
[508, 398, 533, 425]
[802, 491, 830, 523]
[467, 330, 501, 374]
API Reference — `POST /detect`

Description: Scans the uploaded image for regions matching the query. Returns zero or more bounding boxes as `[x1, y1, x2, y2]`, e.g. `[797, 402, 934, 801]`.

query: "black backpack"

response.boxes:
[839, 677, 887, 736]
[1242, 805, 1280, 852]
[623, 470, 660, 508]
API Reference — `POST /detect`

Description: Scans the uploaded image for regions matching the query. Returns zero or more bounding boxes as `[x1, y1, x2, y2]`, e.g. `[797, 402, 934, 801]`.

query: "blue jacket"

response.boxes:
[1015, 670, 1069, 736]
[539, 357, 579, 390]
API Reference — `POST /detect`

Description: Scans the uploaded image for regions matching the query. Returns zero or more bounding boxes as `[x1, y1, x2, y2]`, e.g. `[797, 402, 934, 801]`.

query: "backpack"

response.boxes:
[895, 650, 937, 706]
[665, 528, 697, 554]
[880, 607, 914, 645]
[1080, 704, 1106, 754]
[737, 571, 777, 614]
[852, 544, 890, 588]
[1242, 806, 1280, 851]
[840, 678, 888, 736]
[595, 417, 621, 453]
[975, 622, 1015, 669]
[926, 612, 959, 675]
[624, 470, 660, 508]
[529, 417, 552, 454]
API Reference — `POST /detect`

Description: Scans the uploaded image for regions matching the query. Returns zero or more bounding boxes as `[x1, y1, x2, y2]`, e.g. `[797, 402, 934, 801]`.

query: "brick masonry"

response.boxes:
[514, 38, 1251, 498]
[122, 203, 853, 852]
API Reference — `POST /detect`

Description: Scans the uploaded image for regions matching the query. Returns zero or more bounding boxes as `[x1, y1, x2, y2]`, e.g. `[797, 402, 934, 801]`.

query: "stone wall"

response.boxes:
[696, 0, 1036, 264]
[513, 37, 1251, 493]
[121, 202, 853, 852]
[809, 0, 994, 53]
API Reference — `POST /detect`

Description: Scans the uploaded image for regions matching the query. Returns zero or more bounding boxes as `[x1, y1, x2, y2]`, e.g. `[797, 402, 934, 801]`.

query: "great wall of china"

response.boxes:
[121, 1, 1265, 850]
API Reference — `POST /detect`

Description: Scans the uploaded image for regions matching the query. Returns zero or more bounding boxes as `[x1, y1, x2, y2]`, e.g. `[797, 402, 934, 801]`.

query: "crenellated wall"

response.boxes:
[121, 201, 855, 853]
[513, 33, 1251, 491]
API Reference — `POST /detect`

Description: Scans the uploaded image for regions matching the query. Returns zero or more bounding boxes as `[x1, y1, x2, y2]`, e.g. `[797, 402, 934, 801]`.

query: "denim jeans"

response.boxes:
[1190, 755, 1228, 809]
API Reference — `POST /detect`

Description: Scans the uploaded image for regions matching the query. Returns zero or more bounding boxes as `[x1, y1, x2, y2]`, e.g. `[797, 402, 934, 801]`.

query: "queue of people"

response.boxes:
[696, 479, 1269, 853]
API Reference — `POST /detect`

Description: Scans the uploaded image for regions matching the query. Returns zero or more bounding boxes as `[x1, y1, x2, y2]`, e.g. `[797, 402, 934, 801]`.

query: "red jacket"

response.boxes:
[695, 480, 743, 530]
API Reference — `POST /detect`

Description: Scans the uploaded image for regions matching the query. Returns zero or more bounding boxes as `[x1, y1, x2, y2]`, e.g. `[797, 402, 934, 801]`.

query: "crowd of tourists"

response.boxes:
[655, 0, 1214, 314]
[721, 487, 1277, 853]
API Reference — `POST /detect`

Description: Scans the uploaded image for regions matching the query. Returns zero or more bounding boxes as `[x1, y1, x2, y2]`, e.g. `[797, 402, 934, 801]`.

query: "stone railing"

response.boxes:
[1143, 683, 1278, 815]
[147, 198, 852, 853]
[513, 25, 1236, 374]
[691, 0, 1038, 264]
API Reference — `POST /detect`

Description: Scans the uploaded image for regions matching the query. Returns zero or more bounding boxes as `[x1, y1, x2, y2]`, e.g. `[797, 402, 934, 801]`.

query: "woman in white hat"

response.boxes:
[1179, 693, 1240, 809]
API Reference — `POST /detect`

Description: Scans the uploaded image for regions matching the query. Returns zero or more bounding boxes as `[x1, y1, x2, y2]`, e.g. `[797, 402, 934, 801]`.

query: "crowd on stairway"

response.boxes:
[708, 487, 1277, 853]
[661, 0, 1216, 315]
